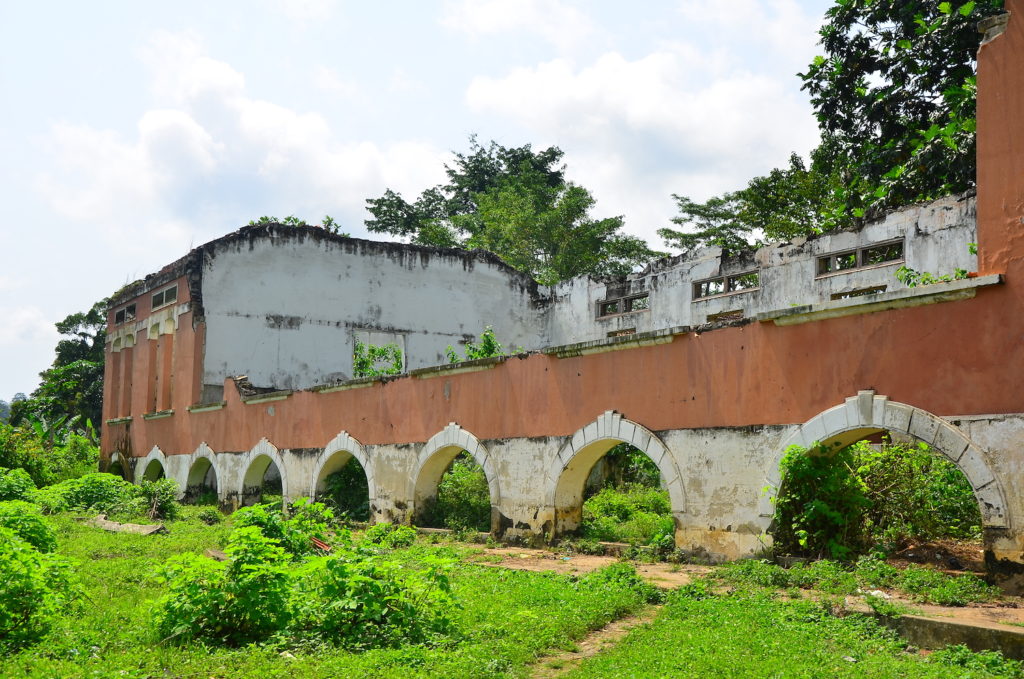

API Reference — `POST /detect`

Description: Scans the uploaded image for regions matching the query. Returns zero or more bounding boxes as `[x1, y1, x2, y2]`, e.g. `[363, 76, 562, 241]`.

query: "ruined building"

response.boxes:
[102, 9, 1024, 587]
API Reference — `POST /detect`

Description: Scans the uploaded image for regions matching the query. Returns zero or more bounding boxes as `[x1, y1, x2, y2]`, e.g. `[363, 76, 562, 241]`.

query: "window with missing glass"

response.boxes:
[596, 294, 650, 319]
[692, 271, 759, 300]
[114, 304, 136, 325]
[817, 240, 903, 276]
[151, 285, 178, 310]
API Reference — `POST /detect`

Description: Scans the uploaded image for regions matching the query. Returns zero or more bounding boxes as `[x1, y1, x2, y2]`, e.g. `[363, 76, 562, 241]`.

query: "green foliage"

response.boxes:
[0, 526, 81, 652]
[445, 326, 506, 364]
[363, 523, 418, 549]
[569, 584, 1019, 678]
[31, 472, 138, 515]
[0, 500, 57, 552]
[323, 459, 371, 521]
[233, 498, 335, 558]
[799, 0, 1004, 214]
[578, 561, 664, 604]
[197, 506, 223, 525]
[581, 484, 674, 547]
[366, 136, 660, 284]
[773, 444, 873, 560]
[247, 215, 350, 236]
[931, 644, 1024, 677]
[896, 264, 969, 287]
[0, 425, 99, 487]
[713, 556, 998, 606]
[352, 340, 404, 378]
[423, 453, 491, 532]
[138, 478, 181, 520]
[773, 440, 982, 559]
[0, 466, 36, 501]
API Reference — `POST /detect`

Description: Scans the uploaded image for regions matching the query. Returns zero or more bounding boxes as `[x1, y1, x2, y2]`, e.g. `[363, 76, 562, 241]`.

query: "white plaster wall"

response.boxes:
[546, 194, 977, 345]
[200, 234, 548, 390]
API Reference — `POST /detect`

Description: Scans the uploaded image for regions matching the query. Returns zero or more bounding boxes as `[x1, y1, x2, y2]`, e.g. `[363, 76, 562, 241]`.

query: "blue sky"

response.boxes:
[0, 0, 832, 399]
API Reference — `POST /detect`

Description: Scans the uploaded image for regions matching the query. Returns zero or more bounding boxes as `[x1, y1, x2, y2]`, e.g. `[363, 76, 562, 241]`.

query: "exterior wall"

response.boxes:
[100, 4, 1024, 582]
[545, 194, 977, 345]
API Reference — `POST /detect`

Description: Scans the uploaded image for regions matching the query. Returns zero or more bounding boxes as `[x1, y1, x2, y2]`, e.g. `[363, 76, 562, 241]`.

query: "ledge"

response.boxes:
[141, 410, 174, 421]
[311, 376, 380, 393]
[544, 325, 688, 358]
[241, 390, 293, 405]
[105, 416, 132, 425]
[187, 401, 227, 413]
[410, 355, 509, 379]
[757, 274, 1002, 326]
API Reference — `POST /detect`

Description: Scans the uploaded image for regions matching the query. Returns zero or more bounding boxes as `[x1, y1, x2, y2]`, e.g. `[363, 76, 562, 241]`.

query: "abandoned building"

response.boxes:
[102, 9, 1024, 587]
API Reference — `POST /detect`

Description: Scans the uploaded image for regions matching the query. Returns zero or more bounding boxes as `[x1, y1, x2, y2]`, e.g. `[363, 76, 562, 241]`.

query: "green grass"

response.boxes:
[565, 585, 1023, 678]
[1, 513, 652, 678]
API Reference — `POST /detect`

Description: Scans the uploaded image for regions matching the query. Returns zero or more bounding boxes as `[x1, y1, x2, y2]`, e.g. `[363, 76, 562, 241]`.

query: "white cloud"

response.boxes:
[34, 31, 450, 259]
[0, 307, 58, 348]
[312, 65, 362, 99]
[441, 0, 596, 51]
[269, 0, 337, 24]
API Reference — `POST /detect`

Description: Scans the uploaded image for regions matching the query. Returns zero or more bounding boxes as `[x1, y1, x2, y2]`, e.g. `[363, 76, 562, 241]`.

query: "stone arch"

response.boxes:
[239, 438, 289, 504]
[545, 410, 686, 537]
[107, 451, 128, 480]
[186, 443, 220, 498]
[136, 446, 167, 483]
[409, 423, 499, 531]
[762, 391, 1009, 529]
[310, 431, 376, 504]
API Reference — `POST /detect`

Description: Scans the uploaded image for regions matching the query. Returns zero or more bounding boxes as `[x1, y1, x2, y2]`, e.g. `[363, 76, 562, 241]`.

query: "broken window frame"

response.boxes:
[114, 303, 136, 326]
[151, 284, 178, 311]
[816, 239, 904, 277]
[692, 270, 760, 301]
[595, 293, 650, 319]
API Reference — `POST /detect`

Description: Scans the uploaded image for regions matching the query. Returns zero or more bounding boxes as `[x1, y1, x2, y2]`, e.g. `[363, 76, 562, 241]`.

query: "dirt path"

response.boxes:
[469, 546, 712, 588]
[529, 605, 662, 679]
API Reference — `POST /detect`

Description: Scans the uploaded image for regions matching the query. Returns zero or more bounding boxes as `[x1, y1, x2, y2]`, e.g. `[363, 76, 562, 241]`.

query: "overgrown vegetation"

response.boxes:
[422, 453, 491, 533]
[566, 582, 1022, 678]
[322, 459, 371, 521]
[578, 444, 674, 549]
[445, 326, 507, 363]
[352, 339, 404, 378]
[714, 556, 999, 607]
[772, 440, 981, 560]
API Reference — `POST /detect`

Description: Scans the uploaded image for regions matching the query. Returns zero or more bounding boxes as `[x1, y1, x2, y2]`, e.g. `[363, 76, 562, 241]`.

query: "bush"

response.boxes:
[0, 501, 57, 553]
[138, 478, 180, 519]
[579, 562, 664, 604]
[197, 507, 223, 525]
[0, 426, 99, 488]
[153, 524, 455, 649]
[322, 460, 371, 521]
[425, 453, 491, 532]
[0, 467, 35, 502]
[363, 523, 417, 549]
[580, 484, 673, 546]
[0, 526, 81, 652]
[233, 498, 335, 557]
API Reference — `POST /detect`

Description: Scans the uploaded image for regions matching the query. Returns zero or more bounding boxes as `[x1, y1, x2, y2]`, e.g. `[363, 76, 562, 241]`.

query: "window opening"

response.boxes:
[151, 284, 178, 310]
[831, 286, 887, 301]
[114, 304, 136, 325]
[817, 240, 903, 276]
[693, 271, 759, 300]
[596, 293, 650, 319]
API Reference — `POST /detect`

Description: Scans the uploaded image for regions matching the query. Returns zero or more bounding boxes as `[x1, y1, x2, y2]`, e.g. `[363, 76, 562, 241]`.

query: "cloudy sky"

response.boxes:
[0, 0, 831, 399]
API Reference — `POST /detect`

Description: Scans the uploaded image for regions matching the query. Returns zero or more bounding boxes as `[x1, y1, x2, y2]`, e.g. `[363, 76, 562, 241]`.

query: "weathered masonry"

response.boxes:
[102, 7, 1024, 588]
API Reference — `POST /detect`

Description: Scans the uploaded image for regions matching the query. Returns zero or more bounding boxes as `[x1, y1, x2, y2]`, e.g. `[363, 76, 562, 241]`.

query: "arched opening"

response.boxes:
[241, 454, 284, 506]
[185, 457, 219, 504]
[548, 412, 685, 547]
[107, 454, 127, 480]
[313, 450, 370, 521]
[415, 448, 492, 532]
[768, 393, 1008, 571]
[142, 458, 165, 482]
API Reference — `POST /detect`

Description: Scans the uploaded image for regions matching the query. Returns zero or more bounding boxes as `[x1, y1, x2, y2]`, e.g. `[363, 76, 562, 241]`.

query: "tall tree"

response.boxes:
[800, 0, 1004, 213]
[11, 299, 108, 439]
[366, 137, 659, 282]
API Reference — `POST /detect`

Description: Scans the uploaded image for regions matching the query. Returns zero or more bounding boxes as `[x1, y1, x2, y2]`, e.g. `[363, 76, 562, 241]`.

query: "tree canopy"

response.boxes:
[664, 0, 1003, 254]
[366, 137, 660, 284]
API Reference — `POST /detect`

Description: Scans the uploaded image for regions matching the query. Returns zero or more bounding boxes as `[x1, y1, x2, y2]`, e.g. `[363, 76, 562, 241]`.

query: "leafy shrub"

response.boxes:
[896, 565, 997, 606]
[234, 498, 335, 557]
[445, 326, 506, 363]
[153, 524, 455, 649]
[0, 526, 81, 652]
[579, 562, 664, 604]
[0, 500, 57, 552]
[931, 644, 1024, 677]
[197, 507, 223, 525]
[290, 552, 454, 648]
[423, 453, 491, 532]
[0, 467, 35, 502]
[0, 426, 98, 487]
[322, 460, 370, 521]
[580, 484, 673, 546]
[363, 523, 417, 549]
[352, 340, 403, 377]
[154, 526, 292, 645]
[138, 478, 180, 519]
